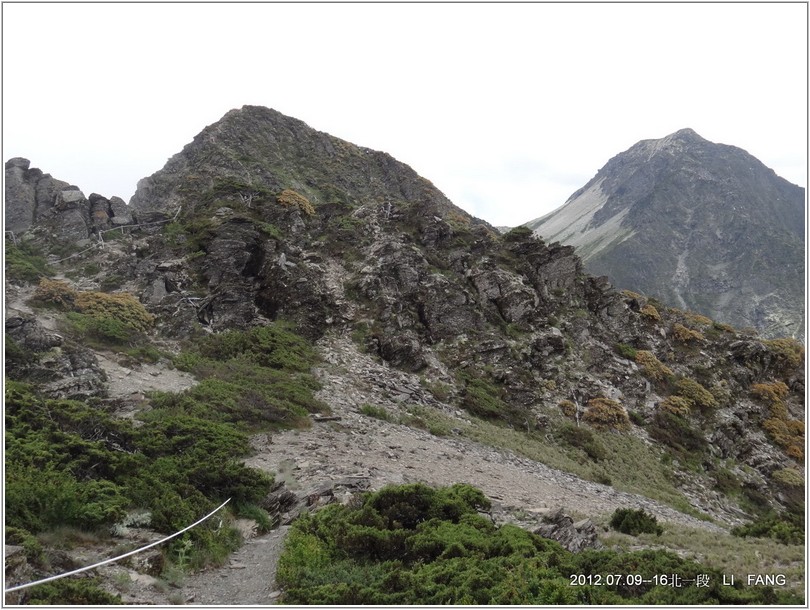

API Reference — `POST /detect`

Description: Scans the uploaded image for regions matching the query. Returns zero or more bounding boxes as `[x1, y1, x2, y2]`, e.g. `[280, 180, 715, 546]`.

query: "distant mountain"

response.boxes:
[526, 128, 805, 340]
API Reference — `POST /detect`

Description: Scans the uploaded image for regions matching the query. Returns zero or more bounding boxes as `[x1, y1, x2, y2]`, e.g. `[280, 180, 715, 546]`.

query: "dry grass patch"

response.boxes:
[635, 350, 673, 381]
[672, 323, 705, 344]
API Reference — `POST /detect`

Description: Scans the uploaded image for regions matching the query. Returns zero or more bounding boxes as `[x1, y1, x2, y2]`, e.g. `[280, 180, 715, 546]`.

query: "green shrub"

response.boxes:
[712, 468, 742, 494]
[24, 579, 123, 605]
[360, 404, 392, 421]
[648, 410, 707, 456]
[64, 311, 140, 345]
[5, 526, 45, 566]
[124, 344, 165, 363]
[4, 380, 273, 572]
[559, 423, 606, 461]
[398, 406, 452, 437]
[276, 482, 796, 605]
[162, 220, 186, 245]
[167, 323, 326, 430]
[235, 503, 276, 534]
[99, 273, 125, 291]
[5, 335, 39, 376]
[614, 343, 637, 360]
[627, 410, 644, 426]
[153, 365, 321, 430]
[609, 508, 663, 536]
[457, 372, 524, 424]
[6, 242, 52, 282]
[191, 323, 317, 372]
[258, 222, 283, 239]
[420, 378, 452, 402]
[503, 226, 534, 242]
[732, 511, 804, 545]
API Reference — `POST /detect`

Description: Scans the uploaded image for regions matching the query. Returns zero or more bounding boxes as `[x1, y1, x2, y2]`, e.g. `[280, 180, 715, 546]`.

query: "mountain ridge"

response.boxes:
[4, 108, 805, 603]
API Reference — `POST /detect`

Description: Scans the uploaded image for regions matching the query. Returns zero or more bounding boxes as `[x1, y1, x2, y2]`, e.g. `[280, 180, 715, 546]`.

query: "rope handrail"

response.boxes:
[97, 206, 181, 239]
[4, 497, 230, 594]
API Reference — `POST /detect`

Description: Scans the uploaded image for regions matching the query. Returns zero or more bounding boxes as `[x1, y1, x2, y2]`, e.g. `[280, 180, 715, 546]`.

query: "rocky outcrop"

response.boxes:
[3, 158, 134, 246]
[261, 478, 370, 526]
[5, 314, 63, 352]
[5, 314, 107, 399]
[533, 508, 601, 553]
[4, 545, 33, 605]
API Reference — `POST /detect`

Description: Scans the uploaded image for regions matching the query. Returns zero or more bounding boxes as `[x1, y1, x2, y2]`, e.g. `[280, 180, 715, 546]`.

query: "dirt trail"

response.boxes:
[179, 527, 289, 605]
[155, 331, 723, 606]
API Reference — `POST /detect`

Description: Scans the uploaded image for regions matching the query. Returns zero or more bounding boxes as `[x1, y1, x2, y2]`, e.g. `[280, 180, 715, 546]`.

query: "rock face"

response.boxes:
[526, 129, 805, 340]
[5, 314, 107, 400]
[4, 158, 133, 244]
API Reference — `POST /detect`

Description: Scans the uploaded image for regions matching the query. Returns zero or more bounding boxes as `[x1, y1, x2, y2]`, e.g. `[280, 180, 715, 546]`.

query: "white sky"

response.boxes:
[3, 3, 807, 227]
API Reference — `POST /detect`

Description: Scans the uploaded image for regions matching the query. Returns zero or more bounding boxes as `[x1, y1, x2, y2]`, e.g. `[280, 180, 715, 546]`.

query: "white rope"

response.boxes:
[4, 497, 231, 594]
[96, 205, 182, 236]
[50, 242, 101, 263]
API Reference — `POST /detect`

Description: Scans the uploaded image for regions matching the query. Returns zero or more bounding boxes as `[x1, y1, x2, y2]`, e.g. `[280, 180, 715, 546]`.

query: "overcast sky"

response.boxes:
[3, 3, 807, 227]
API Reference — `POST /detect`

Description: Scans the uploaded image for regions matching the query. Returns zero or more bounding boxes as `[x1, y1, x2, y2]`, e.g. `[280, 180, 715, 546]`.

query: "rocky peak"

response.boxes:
[527, 129, 805, 339]
[630, 127, 707, 161]
[130, 105, 480, 230]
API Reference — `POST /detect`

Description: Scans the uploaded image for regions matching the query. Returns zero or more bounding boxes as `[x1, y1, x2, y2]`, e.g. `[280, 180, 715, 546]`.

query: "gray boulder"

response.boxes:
[109, 196, 134, 225]
[533, 508, 601, 553]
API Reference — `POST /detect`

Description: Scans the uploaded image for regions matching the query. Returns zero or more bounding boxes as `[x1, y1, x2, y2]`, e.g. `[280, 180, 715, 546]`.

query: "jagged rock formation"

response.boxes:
[4, 158, 131, 244]
[526, 129, 805, 340]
